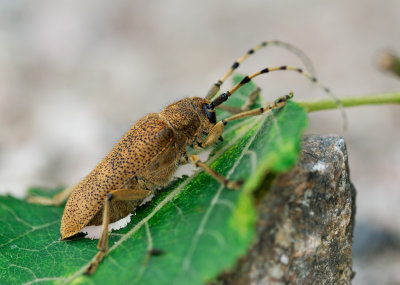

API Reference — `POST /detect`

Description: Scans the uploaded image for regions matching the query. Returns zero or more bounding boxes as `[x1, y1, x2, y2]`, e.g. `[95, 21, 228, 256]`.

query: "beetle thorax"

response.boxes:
[159, 97, 216, 147]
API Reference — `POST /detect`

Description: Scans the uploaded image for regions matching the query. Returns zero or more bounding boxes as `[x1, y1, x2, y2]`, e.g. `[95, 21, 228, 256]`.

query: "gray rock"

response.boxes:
[215, 135, 356, 285]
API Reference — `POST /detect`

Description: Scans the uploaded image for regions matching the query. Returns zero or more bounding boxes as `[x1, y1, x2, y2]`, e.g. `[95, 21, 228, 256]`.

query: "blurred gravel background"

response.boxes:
[0, 1, 399, 284]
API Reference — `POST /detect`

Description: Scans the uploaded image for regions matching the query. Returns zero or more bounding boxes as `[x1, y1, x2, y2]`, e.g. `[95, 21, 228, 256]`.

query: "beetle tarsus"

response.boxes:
[226, 179, 244, 190]
[84, 251, 105, 275]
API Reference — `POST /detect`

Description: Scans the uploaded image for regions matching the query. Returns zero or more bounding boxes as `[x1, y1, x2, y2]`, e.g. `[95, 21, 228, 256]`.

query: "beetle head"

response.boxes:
[188, 97, 217, 136]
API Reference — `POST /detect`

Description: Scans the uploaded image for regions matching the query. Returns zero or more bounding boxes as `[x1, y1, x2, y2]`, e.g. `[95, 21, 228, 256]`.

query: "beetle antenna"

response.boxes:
[205, 40, 316, 100]
[209, 65, 347, 129]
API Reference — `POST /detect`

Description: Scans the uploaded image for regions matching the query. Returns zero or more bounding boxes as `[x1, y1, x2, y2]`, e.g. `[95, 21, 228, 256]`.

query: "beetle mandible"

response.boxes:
[29, 41, 331, 275]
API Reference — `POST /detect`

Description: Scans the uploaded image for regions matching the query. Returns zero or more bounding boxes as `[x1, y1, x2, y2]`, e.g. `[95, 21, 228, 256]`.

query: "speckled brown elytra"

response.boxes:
[28, 41, 334, 275]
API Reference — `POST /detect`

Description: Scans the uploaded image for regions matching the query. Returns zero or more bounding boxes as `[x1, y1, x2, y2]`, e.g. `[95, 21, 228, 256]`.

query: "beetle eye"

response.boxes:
[203, 104, 216, 124]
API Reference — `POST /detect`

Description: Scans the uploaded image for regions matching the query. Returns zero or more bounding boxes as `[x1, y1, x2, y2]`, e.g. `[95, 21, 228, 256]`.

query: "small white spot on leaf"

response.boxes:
[81, 214, 132, 240]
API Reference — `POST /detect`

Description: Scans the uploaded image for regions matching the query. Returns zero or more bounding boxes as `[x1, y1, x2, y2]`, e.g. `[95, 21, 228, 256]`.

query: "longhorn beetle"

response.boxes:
[28, 41, 338, 275]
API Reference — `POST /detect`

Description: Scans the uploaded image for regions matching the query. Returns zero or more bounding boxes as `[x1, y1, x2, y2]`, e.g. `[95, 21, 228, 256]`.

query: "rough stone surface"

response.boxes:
[215, 135, 356, 285]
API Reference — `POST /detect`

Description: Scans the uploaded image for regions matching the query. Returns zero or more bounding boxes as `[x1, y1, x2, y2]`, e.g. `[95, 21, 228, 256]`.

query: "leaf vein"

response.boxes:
[0, 203, 35, 229]
[214, 199, 235, 212]
[244, 150, 257, 173]
[22, 277, 61, 285]
[202, 229, 227, 248]
[0, 220, 59, 248]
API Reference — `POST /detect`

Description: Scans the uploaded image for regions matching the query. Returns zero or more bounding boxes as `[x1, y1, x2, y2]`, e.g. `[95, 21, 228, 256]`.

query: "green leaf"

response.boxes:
[0, 76, 307, 285]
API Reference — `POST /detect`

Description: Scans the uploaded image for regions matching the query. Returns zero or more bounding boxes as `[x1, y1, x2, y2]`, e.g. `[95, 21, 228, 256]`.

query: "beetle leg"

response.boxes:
[217, 87, 262, 114]
[85, 194, 111, 275]
[85, 188, 150, 275]
[240, 87, 262, 112]
[189, 155, 243, 189]
[216, 104, 241, 114]
[106, 188, 151, 201]
[27, 185, 74, 206]
[202, 93, 293, 148]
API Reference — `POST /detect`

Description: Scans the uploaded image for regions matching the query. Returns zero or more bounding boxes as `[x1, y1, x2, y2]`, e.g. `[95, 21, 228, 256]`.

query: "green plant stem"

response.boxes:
[297, 92, 400, 112]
